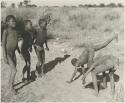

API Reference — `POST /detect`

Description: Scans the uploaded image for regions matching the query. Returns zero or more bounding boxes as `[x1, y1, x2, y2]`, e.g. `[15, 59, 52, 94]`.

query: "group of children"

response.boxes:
[2, 14, 119, 96]
[2, 15, 50, 95]
[68, 34, 119, 96]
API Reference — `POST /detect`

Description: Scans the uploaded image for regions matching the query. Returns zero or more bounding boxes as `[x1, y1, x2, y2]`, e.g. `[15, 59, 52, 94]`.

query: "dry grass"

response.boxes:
[1, 7, 124, 43]
[1, 7, 124, 102]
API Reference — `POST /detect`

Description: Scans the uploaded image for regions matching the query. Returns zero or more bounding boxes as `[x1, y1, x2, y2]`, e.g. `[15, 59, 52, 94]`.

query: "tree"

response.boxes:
[24, 0, 30, 7]
[79, 4, 84, 7]
[18, 2, 23, 8]
[107, 3, 117, 7]
[117, 3, 124, 7]
[1, 1, 6, 8]
[11, 3, 15, 8]
[100, 3, 105, 7]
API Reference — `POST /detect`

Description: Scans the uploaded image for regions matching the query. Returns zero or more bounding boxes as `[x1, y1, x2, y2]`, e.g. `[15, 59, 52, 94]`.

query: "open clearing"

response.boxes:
[1, 7, 124, 102]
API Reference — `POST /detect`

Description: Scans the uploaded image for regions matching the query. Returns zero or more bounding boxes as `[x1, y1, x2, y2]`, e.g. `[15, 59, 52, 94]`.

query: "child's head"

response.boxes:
[5, 15, 16, 28]
[38, 18, 47, 29]
[24, 20, 32, 30]
[71, 58, 78, 66]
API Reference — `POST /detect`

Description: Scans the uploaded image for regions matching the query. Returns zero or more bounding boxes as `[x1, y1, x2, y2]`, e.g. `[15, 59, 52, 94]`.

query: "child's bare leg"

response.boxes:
[40, 50, 45, 76]
[41, 63, 45, 76]
[109, 70, 115, 95]
[91, 71, 99, 96]
[26, 61, 31, 80]
[8, 55, 17, 94]
[35, 49, 42, 77]
[94, 34, 118, 51]
[81, 66, 86, 84]
[90, 65, 109, 96]
[26, 53, 31, 80]
[22, 51, 31, 81]
[22, 65, 27, 81]
[103, 72, 107, 88]
[36, 62, 42, 77]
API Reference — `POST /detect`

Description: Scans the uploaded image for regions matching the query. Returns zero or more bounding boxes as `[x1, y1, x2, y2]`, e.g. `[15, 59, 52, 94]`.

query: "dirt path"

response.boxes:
[1, 40, 123, 102]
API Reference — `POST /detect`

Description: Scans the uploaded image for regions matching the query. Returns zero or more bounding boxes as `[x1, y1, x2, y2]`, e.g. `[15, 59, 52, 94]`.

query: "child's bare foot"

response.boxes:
[93, 92, 99, 97]
[37, 73, 44, 78]
[45, 47, 49, 51]
[9, 87, 18, 95]
[82, 80, 86, 85]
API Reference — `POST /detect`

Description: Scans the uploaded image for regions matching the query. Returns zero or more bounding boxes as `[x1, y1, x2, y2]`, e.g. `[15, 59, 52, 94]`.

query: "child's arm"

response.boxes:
[33, 28, 37, 44]
[45, 40, 49, 51]
[2, 30, 8, 63]
[67, 66, 78, 83]
[81, 49, 95, 82]
[87, 49, 95, 68]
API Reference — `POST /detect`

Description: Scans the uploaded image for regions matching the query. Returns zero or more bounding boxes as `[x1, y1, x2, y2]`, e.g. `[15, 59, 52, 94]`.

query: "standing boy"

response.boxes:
[67, 34, 118, 84]
[21, 20, 34, 82]
[34, 18, 49, 77]
[2, 15, 18, 94]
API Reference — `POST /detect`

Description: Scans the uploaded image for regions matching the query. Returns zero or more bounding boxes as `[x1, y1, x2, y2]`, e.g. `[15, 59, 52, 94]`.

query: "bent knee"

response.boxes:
[11, 68, 17, 73]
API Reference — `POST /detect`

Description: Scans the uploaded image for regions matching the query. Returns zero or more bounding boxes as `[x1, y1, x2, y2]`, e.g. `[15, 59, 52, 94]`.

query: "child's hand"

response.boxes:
[45, 47, 49, 51]
[29, 47, 32, 52]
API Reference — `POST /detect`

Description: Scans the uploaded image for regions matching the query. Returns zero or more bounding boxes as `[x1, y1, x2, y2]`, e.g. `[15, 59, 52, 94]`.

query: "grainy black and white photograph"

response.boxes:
[1, 0, 124, 102]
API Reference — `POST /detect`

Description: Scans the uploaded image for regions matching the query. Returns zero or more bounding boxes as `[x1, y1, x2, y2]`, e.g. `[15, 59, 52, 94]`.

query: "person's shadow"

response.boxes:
[84, 73, 119, 90]
[44, 54, 70, 73]
[14, 54, 70, 91]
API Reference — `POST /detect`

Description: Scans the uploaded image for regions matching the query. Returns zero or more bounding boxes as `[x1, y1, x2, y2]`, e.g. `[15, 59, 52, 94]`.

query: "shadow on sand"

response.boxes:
[85, 73, 119, 90]
[14, 54, 70, 91]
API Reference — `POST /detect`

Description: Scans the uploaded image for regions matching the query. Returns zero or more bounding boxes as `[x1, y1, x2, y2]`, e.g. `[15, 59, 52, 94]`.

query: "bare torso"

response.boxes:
[76, 43, 95, 66]
[6, 29, 18, 55]
[92, 55, 119, 73]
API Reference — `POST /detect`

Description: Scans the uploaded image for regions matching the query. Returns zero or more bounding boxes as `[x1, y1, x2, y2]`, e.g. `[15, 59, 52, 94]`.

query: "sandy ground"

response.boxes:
[1, 37, 124, 102]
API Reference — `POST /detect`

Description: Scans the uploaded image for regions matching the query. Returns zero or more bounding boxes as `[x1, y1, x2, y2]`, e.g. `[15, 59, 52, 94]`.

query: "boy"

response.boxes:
[21, 20, 34, 82]
[34, 18, 49, 77]
[2, 15, 18, 94]
[82, 55, 119, 96]
[67, 34, 118, 84]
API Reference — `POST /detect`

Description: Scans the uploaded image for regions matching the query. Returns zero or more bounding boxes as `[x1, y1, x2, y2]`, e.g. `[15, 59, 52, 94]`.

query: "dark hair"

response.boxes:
[71, 58, 78, 66]
[5, 15, 16, 23]
[24, 20, 32, 26]
[38, 18, 46, 25]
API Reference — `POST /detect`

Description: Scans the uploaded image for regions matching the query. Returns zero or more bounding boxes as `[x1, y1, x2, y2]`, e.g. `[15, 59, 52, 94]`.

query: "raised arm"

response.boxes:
[67, 66, 78, 83]
[82, 62, 97, 81]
